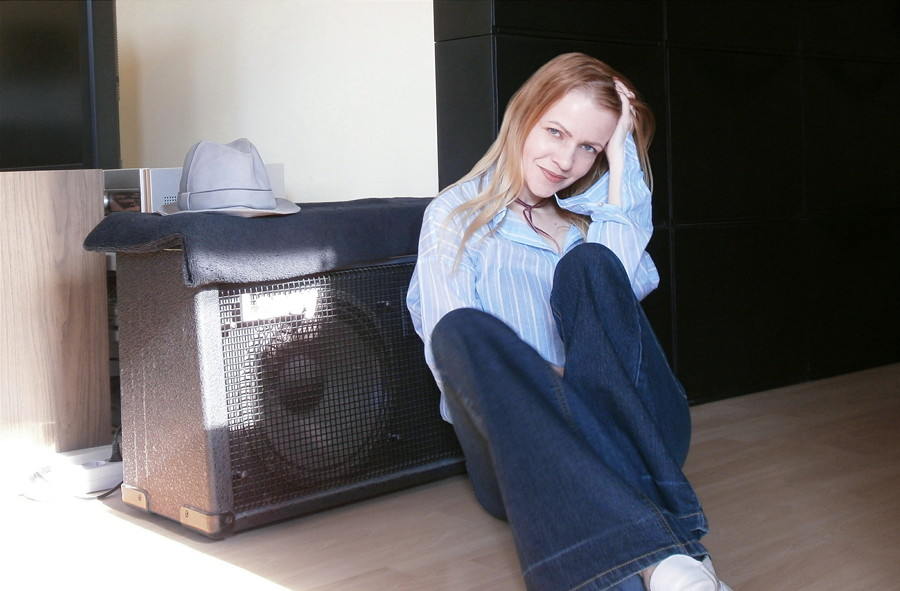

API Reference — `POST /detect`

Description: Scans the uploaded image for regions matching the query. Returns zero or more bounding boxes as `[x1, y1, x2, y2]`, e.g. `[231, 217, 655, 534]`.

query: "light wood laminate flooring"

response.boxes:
[5, 363, 899, 590]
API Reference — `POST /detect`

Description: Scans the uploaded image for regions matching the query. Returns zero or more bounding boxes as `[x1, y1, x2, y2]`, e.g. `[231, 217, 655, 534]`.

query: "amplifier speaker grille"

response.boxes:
[218, 263, 461, 513]
[116, 252, 463, 538]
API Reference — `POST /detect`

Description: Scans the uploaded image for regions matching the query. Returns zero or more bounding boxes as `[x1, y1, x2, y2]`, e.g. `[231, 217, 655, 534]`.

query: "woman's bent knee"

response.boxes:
[557, 243, 627, 280]
[554, 243, 631, 298]
[434, 308, 488, 347]
[433, 308, 514, 351]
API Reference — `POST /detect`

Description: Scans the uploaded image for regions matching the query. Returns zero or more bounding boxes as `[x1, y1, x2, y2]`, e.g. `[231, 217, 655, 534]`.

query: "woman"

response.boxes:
[407, 53, 732, 591]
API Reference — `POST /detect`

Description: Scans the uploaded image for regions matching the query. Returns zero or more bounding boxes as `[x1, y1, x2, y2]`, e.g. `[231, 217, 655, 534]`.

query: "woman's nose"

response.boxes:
[553, 144, 575, 171]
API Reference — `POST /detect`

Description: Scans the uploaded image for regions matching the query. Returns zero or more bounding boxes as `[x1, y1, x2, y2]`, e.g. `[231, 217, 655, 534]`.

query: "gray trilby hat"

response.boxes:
[158, 138, 300, 217]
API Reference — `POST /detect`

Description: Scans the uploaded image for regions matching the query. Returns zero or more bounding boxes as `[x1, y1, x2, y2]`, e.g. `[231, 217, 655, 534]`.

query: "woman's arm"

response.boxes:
[407, 191, 479, 396]
[605, 80, 636, 209]
[558, 133, 658, 299]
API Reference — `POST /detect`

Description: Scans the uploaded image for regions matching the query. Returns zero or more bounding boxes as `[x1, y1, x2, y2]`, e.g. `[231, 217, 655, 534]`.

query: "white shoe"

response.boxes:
[648, 554, 733, 591]
[700, 556, 733, 591]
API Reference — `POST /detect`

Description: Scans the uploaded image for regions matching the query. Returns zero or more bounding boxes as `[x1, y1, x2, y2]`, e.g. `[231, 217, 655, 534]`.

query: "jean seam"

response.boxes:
[550, 366, 577, 430]
[452, 391, 489, 440]
[564, 543, 687, 591]
[525, 489, 690, 589]
[550, 301, 566, 346]
[523, 520, 673, 579]
[640, 488, 683, 549]
[440, 330, 491, 438]
[630, 296, 644, 387]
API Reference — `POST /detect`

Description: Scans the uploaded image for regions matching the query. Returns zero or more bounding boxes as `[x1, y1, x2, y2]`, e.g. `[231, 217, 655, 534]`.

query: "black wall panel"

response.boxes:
[674, 221, 807, 401]
[806, 211, 900, 379]
[434, 0, 900, 402]
[434, 0, 492, 42]
[435, 35, 496, 190]
[800, 1, 900, 60]
[803, 58, 900, 214]
[666, 1, 801, 53]
[493, 0, 664, 43]
[669, 49, 803, 223]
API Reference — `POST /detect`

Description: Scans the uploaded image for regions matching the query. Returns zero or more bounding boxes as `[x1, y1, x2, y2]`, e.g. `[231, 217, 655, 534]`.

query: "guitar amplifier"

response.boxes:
[116, 249, 463, 538]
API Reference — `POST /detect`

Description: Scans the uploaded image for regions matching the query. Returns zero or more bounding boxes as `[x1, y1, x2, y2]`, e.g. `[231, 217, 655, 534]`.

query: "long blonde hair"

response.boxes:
[444, 53, 655, 265]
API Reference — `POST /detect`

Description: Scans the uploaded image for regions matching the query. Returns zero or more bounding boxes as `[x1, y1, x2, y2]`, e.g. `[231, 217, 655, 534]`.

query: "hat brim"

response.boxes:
[157, 198, 301, 217]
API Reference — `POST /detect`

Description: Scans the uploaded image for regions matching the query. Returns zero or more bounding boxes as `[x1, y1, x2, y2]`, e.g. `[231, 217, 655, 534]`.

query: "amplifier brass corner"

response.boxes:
[179, 505, 235, 539]
[121, 485, 150, 511]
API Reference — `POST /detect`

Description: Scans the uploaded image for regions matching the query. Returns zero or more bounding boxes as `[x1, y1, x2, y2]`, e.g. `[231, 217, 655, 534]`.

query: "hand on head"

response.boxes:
[606, 79, 637, 166]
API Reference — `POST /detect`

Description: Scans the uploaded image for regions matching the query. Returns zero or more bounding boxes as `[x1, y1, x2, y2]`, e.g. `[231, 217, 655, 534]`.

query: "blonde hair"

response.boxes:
[444, 53, 655, 266]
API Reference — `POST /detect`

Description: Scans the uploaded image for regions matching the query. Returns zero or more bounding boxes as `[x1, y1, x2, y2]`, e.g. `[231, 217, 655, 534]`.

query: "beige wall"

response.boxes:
[117, 0, 438, 202]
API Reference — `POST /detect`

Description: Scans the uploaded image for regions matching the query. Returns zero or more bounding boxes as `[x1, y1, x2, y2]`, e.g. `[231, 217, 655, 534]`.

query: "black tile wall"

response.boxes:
[493, 0, 664, 43]
[800, 1, 900, 61]
[667, 1, 801, 53]
[803, 58, 900, 214]
[433, 0, 492, 42]
[806, 211, 900, 379]
[434, 1, 900, 403]
[674, 221, 808, 401]
[434, 35, 496, 190]
[669, 49, 803, 223]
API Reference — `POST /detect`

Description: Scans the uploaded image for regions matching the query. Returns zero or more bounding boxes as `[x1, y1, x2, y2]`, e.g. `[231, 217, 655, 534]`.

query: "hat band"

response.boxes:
[178, 188, 276, 212]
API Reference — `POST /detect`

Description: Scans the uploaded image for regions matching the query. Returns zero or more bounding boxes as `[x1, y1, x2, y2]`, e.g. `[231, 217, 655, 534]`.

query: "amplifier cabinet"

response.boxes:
[116, 250, 464, 538]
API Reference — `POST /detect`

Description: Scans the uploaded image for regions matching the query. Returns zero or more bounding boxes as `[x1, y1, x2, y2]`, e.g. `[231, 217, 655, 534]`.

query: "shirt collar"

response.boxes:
[489, 205, 583, 254]
[480, 167, 583, 254]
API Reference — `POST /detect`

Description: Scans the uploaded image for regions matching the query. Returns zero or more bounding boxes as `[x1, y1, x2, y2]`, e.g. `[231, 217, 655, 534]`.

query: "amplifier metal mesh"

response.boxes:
[218, 261, 461, 513]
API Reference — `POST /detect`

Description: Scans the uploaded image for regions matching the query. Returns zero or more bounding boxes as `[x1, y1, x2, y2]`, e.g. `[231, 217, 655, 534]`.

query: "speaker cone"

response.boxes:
[246, 290, 387, 488]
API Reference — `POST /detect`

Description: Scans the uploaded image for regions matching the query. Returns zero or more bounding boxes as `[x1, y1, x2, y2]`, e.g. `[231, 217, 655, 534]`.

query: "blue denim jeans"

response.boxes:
[431, 244, 709, 591]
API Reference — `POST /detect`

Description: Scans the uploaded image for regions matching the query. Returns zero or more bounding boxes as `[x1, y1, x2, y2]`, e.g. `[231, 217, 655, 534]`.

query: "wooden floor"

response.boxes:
[5, 363, 899, 590]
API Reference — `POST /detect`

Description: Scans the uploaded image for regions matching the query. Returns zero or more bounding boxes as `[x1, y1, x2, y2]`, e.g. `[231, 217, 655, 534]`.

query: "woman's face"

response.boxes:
[520, 89, 618, 202]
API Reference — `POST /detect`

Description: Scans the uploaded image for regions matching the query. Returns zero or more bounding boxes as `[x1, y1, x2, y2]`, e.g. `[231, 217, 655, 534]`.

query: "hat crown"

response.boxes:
[158, 138, 299, 216]
[181, 138, 271, 196]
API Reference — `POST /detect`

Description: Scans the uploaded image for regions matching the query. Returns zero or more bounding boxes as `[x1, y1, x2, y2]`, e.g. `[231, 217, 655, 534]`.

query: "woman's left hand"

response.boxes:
[606, 79, 636, 167]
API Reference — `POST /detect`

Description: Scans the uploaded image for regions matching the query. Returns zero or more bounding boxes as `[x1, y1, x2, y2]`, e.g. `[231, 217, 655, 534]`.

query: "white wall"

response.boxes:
[116, 0, 438, 202]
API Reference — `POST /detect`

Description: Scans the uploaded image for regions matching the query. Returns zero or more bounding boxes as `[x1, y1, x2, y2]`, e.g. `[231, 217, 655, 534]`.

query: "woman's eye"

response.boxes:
[548, 128, 561, 137]
[581, 144, 596, 153]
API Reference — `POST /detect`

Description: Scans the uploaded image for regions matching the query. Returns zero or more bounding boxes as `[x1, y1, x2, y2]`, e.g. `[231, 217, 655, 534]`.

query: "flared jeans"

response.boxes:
[431, 244, 709, 591]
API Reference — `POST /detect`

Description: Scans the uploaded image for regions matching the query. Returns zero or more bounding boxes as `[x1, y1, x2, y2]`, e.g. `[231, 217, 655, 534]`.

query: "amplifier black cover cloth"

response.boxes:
[84, 197, 432, 287]
[116, 249, 464, 538]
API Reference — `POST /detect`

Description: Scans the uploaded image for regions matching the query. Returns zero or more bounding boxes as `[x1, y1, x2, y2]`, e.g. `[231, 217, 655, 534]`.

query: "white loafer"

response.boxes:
[649, 554, 734, 591]
[700, 556, 733, 591]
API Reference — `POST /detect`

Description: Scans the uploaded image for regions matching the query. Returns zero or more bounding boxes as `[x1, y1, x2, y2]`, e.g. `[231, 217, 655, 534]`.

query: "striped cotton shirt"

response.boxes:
[407, 134, 658, 422]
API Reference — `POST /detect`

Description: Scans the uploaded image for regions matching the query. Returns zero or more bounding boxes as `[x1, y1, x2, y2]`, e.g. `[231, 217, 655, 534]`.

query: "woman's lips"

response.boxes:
[540, 166, 566, 184]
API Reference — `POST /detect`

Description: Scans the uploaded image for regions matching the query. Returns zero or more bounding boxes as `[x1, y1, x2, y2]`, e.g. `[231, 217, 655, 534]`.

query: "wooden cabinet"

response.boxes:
[1, 170, 110, 452]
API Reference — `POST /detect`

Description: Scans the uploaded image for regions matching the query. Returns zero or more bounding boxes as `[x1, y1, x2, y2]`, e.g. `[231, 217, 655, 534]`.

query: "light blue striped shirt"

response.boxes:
[407, 135, 658, 421]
